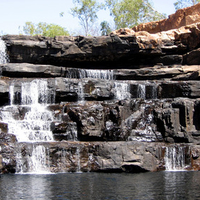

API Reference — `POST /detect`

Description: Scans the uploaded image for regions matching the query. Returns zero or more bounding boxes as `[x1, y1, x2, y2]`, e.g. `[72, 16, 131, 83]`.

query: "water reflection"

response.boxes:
[0, 172, 200, 199]
[0, 174, 52, 199]
[164, 172, 200, 200]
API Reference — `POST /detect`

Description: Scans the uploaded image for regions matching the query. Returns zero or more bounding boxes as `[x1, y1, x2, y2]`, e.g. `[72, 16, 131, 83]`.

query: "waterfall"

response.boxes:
[165, 146, 187, 171]
[57, 149, 67, 173]
[137, 84, 146, 99]
[16, 144, 51, 174]
[76, 147, 81, 173]
[151, 84, 157, 99]
[114, 81, 131, 100]
[2, 79, 54, 142]
[28, 145, 50, 174]
[0, 79, 55, 173]
[9, 83, 15, 105]
[78, 81, 85, 103]
[66, 68, 114, 103]
[0, 38, 9, 64]
[21, 79, 54, 105]
[66, 68, 114, 80]
[79, 69, 114, 80]
[137, 83, 157, 99]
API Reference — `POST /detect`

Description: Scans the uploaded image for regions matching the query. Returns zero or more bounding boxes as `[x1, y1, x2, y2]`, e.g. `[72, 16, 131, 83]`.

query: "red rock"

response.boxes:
[132, 3, 200, 33]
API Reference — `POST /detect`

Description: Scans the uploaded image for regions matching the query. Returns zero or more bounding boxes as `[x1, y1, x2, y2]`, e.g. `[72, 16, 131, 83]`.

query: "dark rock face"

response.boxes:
[3, 22, 200, 68]
[2, 6, 200, 173]
[4, 141, 200, 173]
[1, 63, 66, 78]
[0, 31, 188, 67]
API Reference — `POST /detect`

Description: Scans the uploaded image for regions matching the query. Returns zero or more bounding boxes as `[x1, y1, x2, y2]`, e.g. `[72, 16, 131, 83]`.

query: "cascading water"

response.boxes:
[16, 144, 50, 174]
[76, 147, 81, 173]
[66, 68, 114, 80]
[67, 68, 127, 101]
[2, 79, 54, 142]
[114, 81, 131, 100]
[0, 79, 55, 173]
[125, 82, 158, 142]
[78, 81, 85, 103]
[165, 146, 188, 171]
[0, 38, 9, 64]
[67, 68, 113, 104]
[137, 83, 157, 99]
[79, 69, 114, 80]
[80, 69, 131, 101]
[137, 84, 146, 99]
[0, 40, 186, 173]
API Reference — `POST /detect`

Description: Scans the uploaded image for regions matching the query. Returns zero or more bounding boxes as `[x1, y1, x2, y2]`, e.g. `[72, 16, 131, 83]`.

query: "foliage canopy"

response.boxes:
[70, 0, 103, 36]
[23, 22, 70, 37]
[100, 21, 112, 35]
[174, 0, 200, 10]
[105, 0, 166, 29]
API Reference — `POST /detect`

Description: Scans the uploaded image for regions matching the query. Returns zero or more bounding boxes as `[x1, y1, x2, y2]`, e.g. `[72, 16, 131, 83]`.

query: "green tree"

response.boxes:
[70, 0, 104, 36]
[106, 0, 166, 29]
[174, 0, 200, 10]
[23, 22, 70, 37]
[100, 21, 112, 35]
[23, 22, 35, 35]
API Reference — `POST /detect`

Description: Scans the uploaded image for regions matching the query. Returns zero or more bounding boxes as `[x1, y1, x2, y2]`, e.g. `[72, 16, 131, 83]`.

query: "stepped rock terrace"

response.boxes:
[1, 4, 200, 173]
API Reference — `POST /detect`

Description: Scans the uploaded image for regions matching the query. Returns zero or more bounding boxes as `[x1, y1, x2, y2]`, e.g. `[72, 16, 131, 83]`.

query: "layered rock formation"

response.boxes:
[133, 3, 200, 33]
[1, 4, 200, 173]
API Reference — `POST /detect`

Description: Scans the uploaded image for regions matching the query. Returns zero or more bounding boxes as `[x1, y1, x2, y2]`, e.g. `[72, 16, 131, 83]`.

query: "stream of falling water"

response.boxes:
[0, 38, 189, 174]
[0, 38, 9, 64]
[66, 68, 114, 80]
[137, 84, 146, 99]
[0, 79, 54, 173]
[114, 81, 131, 100]
[66, 68, 132, 100]
[4, 80, 55, 142]
[164, 146, 188, 171]
[16, 144, 50, 174]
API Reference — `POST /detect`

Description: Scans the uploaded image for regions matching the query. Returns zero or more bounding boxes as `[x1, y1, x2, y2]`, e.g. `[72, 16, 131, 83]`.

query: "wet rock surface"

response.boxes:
[1, 4, 200, 173]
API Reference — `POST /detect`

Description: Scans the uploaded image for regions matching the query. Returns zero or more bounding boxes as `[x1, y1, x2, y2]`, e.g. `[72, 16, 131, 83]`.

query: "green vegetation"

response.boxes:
[22, 0, 168, 37]
[100, 21, 112, 35]
[105, 0, 166, 29]
[70, 0, 104, 36]
[174, 0, 200, 10]
[23, 22, 70, 37]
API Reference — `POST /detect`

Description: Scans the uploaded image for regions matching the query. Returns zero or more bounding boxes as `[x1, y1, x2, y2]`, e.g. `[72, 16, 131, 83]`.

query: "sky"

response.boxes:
[0, 0, 176, 35]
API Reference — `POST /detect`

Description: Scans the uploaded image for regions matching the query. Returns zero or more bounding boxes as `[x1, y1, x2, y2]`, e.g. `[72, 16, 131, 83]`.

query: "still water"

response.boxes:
[0, 171, 200, 200]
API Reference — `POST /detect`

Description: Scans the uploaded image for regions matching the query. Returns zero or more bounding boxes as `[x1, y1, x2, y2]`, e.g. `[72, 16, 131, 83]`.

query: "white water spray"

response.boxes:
[0, 79, 55, 173]
[114, 81, 131, 100]
[79, 69, 114, 80]
[66, 68, 114, 80]
[137, 84, 146, 99]
[78, 81, 85, 103]
[165, 146, 187, 171]
[2, 79, 54, 142]
[0, 38, 9, 64]
[16, 144, 51, 174]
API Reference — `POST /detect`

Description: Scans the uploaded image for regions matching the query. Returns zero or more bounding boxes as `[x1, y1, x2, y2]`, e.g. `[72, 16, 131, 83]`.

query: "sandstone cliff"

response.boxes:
[133, 3, 200, 33]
